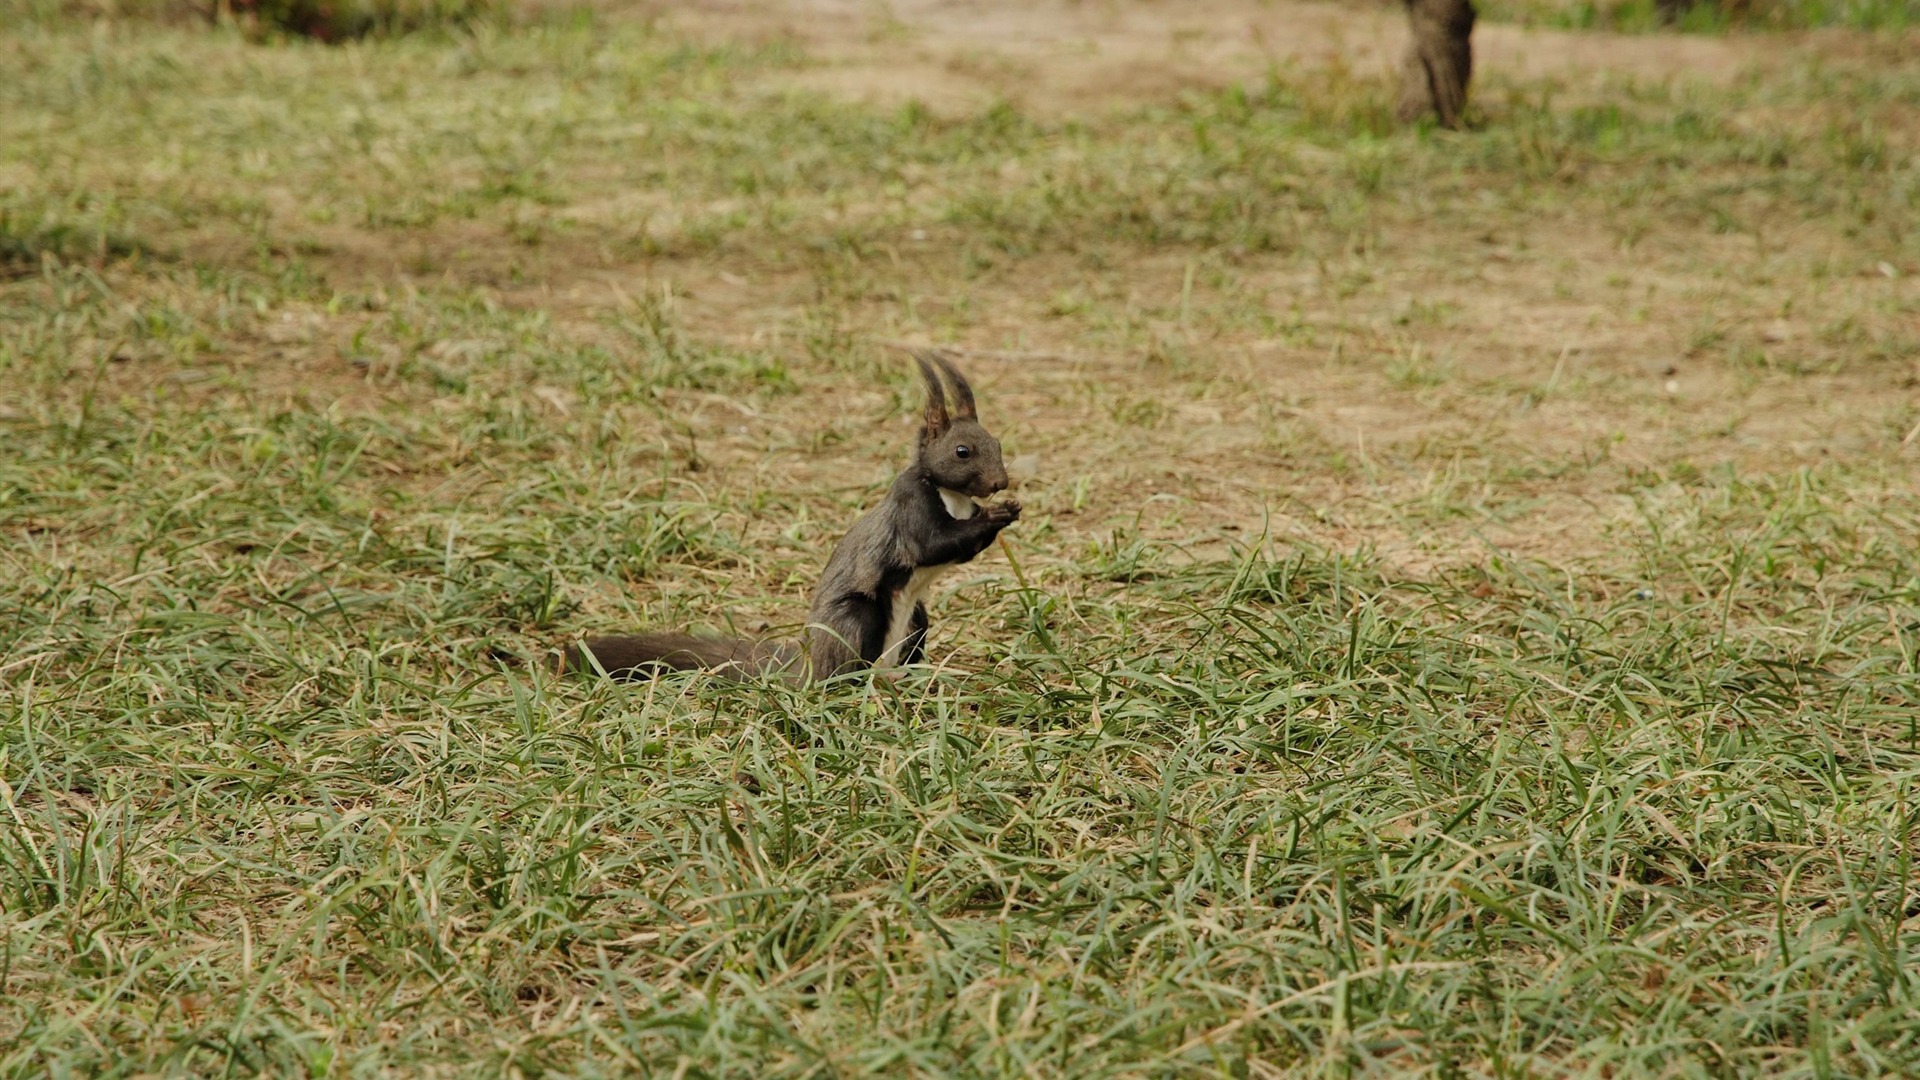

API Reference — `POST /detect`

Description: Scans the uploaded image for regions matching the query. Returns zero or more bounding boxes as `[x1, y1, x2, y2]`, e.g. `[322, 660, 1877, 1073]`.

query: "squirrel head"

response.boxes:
[912, 351, 1008, 499]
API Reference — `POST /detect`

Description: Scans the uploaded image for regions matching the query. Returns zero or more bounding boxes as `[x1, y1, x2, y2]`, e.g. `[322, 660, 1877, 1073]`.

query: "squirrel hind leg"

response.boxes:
[900, 603, 930, 666]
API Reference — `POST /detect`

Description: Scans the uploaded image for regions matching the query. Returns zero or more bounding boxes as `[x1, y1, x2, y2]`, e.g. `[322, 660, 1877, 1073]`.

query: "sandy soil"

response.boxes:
[654, 0, 1758, 114]
[158, 1, 1914, 579]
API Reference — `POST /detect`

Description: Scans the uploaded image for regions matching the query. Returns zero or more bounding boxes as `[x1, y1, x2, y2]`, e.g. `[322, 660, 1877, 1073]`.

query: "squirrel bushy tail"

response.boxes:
[566, 633, 803, 681]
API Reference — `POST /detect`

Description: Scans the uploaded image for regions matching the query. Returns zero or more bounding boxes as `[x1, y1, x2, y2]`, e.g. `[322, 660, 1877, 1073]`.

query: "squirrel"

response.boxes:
[568, 350, 1021, 683]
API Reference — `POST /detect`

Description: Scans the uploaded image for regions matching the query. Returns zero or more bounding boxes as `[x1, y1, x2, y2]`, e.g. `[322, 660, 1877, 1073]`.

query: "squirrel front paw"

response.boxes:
[981, 498, 1022, 525]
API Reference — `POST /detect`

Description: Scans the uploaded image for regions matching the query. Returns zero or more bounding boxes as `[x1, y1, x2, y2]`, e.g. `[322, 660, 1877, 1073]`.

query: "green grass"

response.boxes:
[3, 5, 1920, 1075]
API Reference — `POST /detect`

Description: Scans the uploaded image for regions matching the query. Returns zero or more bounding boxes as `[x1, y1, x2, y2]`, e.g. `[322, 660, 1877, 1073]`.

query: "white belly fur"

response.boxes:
[880, 564, 953, 666]
[879, 489, 979, 665]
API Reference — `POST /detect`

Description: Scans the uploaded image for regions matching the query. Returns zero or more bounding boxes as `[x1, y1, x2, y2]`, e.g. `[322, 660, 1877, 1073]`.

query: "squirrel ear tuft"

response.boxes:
[912, 350, 950, 438]
[932, 352, 977, 420]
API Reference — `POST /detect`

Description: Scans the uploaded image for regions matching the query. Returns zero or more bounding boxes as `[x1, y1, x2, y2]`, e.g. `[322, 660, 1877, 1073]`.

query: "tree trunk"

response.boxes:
[1396, 0, 1476, 130]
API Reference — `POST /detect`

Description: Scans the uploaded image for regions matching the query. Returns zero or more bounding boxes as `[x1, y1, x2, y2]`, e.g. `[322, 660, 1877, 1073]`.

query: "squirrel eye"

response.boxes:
[955, 445, 972, 459]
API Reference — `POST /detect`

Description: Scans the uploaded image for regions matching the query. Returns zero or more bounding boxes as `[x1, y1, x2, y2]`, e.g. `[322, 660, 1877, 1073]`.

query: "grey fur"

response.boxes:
[568, 632, 803, 680]
[569, 350, 1020, 682]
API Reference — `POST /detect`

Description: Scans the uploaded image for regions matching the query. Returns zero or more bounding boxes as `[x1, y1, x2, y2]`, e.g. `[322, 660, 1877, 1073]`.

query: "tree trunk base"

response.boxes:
[1396, 0, 1476, 129]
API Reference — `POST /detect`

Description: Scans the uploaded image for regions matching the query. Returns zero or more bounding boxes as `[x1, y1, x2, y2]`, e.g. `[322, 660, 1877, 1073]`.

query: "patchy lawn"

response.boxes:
[2, 1, 1918, 1074]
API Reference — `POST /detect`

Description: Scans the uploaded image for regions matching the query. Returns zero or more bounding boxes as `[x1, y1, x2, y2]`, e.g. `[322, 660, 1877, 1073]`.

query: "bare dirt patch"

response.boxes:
[654, 0, 1763, 114]
[520, 0, 1918, 575]
[21, 2, 1909, 586]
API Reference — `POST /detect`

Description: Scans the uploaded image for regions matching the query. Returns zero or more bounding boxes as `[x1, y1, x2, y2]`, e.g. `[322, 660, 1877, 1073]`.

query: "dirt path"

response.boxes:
[658, 0, 1761, 114]
[76, 1, 1900, 582]
[563, 1, 1907, 579]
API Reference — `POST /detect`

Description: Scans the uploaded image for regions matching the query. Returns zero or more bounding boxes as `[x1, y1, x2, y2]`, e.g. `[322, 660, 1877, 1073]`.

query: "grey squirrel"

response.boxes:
[569, 350, 1021, 682]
